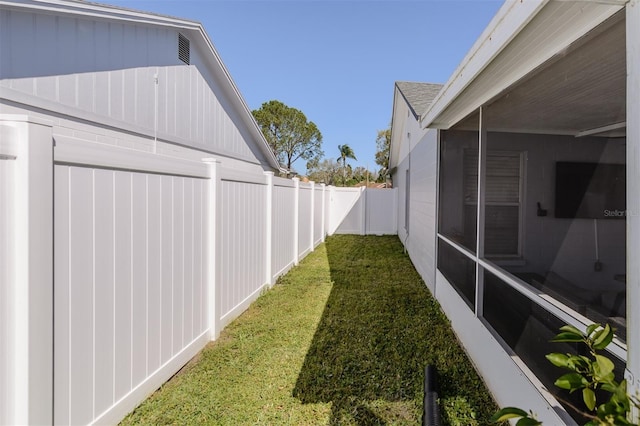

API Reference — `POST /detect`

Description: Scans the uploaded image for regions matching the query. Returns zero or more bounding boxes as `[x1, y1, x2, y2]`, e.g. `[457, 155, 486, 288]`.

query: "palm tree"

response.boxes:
[338, 144, 357, 186]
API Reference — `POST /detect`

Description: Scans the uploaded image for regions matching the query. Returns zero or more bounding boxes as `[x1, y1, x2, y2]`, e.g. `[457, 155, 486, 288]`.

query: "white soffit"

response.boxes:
[421, 0, 625, 130]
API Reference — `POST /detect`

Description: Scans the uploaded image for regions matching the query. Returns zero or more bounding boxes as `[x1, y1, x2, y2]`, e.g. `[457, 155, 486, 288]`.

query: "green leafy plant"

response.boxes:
[491, 323, 639, 426]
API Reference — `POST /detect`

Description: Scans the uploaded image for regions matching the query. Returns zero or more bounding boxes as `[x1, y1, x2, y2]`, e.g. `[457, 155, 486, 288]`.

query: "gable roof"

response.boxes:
[1, 0, 282, 171]
[395, 82, 443, 119]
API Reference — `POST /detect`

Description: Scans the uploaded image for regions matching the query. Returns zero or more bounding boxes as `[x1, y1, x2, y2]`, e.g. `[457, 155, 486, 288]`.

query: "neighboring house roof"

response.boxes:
[0, 0, 282, 171]
[395, 82, 443, 119]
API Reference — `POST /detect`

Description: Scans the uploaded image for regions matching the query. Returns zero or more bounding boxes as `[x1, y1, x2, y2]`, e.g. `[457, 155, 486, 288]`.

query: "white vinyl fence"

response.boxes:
[330, 187, 399, 235]
[0, 116, 397, 426]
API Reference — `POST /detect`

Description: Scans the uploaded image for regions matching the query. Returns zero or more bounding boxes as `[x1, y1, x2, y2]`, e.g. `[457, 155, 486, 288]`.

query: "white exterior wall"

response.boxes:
[0, 7, 268, 167]
[405, 130, 439, 292]
[396, 157, 409, 243]
[435, 271, 570, 425]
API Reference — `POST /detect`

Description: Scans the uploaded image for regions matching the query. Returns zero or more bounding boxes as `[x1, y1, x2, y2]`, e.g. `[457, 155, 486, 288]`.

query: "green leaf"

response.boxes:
[583, 387, 596, 411]
[516, 417, 542, 426]
[593, 324, 614, 350]
[551, 332, 584, 343]
[586, 323, 599, 337]
[490, 407, 529, 423]
[594, 354, 615, 379]
[546, 353, 570, 368]
[567, 355, 589, 371]
[559, 324, 585, 337]
[555, 373, 588, 390]
[600, 382, 618, 393]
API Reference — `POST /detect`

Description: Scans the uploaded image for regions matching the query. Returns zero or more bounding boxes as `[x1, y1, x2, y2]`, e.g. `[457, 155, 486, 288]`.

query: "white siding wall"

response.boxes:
[395, 157, 409, 243]
[0, 9, 260, 163]
[405, 130, 439, 291]
[0, 128, 16, 425]
[53, 165, 208, 425]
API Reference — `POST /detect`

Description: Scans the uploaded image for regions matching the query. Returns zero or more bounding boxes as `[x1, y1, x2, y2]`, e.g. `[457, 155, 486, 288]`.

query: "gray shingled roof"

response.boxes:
[396, 82, 444, 118]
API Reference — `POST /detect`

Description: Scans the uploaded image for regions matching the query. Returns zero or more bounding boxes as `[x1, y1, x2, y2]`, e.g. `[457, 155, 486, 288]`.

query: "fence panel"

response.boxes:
[218, 178, 267, 328]
[272, 181, 296, 279]
[53, 164, 208, 425]
[298, 184, 312, 258]
[331, 187, 364, 235]
[313, 186, 324, 246]
[365, 188, 398, 235]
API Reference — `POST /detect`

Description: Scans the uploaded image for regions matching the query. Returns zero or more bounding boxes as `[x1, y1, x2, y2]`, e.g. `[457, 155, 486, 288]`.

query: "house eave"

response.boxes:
[420, 0, 626, 131]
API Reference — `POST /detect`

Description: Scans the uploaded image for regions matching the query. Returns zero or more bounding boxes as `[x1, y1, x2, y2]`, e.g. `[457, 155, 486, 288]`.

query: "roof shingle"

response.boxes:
[396, 81, 443, 118]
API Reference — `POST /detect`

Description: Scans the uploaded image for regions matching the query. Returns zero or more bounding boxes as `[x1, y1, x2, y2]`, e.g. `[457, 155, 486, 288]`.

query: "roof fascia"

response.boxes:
[389, 85, 402, 169]
[0, 0, 201, 28]
[0, 0, 281, 170]
[196, 25, 281, 170]
[420, 0, 547, 128]
[395, 83, 420, 121]
[421, 0, 626, 130]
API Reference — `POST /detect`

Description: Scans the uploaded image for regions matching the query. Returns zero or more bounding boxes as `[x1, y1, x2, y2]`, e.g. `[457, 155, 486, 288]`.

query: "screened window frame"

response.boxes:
[463, 149, 526, 258]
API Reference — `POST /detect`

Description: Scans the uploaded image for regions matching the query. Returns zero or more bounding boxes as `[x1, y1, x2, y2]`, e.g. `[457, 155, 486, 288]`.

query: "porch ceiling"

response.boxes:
[454, 10, 626, 137]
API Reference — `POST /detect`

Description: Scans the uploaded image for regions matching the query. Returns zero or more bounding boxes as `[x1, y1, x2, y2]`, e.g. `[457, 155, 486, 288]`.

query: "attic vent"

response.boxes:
[178, 33, 190, 64]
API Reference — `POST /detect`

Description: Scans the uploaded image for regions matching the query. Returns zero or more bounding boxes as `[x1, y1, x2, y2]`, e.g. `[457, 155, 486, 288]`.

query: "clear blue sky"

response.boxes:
[105, 0, 503, 173]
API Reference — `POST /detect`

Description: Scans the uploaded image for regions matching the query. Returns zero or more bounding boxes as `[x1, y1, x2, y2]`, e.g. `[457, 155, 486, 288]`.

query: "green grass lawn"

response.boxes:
[121, 235, 498, 425]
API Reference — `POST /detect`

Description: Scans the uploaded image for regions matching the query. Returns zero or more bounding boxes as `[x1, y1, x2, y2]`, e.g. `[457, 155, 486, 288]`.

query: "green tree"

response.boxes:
[307, 158, 341, 185]
[338, 144, 357, 186]
[375, 127, 391, 179]
[252, 100, 323, 171]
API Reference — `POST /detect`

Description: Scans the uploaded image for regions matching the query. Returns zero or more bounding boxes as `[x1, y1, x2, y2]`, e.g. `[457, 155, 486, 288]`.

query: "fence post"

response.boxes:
[309, 181, 315, 252]
[202, 158, 220, 340]
[0, 115, 54, 425]
[320, 184, 326, 242]
[361, 187, 367, 236]
[292, 177, 300, 265]
[264, 172, 274, 286]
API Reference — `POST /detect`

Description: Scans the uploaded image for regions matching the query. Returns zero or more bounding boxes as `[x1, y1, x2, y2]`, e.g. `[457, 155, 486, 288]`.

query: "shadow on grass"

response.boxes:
[292, 235, 497, 425]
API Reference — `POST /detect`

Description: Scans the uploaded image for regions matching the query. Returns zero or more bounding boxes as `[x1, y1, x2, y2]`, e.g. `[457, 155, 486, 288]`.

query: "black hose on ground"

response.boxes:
[422, 364, 441, 426]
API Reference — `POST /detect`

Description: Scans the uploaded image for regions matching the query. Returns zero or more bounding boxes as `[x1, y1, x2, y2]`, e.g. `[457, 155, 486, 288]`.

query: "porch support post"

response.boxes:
[293, 177, 300, 265]
[0, 115, 53, 425]
[264, 172, 274, 286]
[203, 158, 221, 340]
[626, 0, 640, 416]
[475, 107, 487, 318]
